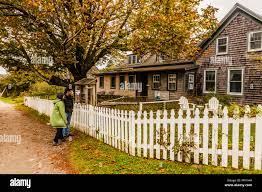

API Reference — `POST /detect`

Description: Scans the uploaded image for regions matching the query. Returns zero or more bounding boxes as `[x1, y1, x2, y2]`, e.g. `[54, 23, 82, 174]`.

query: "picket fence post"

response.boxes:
[221, 107, 229, 167]
[243, 105, 251, 169]
[143, 111, 148, 158]
[194, 108, 200, 164]
[163, 110, 168, 160]
[177, 109, 183, 162]
[255, 105, 262, 170]
[232, 107, 240, 169]
[203, 107, 209, 165]
[170, 109, 175, 161]
[156, 110, 161, 159]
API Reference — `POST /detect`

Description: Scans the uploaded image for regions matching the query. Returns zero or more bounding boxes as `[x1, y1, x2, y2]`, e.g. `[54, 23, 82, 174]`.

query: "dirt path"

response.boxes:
[0, 101, 75, 174]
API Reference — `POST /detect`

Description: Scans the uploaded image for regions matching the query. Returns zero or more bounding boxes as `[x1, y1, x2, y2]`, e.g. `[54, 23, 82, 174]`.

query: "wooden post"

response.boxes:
[255, 105, 262, 170]
[177, 109, 183, 162]
[203, 107, 209, 165]
[194, 108, 200, 164]
[243, 105, 251, 169]
[232, 107, 240, 169]
[170, 109, 175, 161]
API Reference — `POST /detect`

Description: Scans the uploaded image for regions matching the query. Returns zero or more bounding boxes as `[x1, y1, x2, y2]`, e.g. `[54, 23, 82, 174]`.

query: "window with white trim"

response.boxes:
[188, 74, 194, 90]
[248, 31, 262, 51]
[128, 54, 140, 64]
[152, 74, 160, 89]
[204, 70, 216, 93]
[228, 69, 244, 95]
[168, 74, 177, 90]
[216, 37, 228, 55]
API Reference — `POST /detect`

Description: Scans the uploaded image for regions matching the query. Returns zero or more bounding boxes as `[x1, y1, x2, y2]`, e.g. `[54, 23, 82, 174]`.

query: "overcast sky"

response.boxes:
[200, 0, 262, 21]
[1, 0, 262, 74]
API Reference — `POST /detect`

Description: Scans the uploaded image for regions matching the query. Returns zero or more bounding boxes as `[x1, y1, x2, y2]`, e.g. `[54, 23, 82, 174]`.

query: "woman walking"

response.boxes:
[50, 93, 67, 146]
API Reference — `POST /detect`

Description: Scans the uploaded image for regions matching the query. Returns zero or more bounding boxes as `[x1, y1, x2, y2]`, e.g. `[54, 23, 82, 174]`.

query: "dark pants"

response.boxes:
[54, 128, 63, 143]
[63, 112, 72, 137]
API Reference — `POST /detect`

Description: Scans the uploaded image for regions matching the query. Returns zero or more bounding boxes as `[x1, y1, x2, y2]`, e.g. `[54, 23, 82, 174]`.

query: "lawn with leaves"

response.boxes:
[68, 129, 262, 174]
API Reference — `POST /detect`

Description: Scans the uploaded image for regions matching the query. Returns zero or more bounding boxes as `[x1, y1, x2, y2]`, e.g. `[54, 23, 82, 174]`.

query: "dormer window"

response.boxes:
[248, 31, 262, 52]
[128, 54, 140, 64]
[156, 54, 168, 62]
[216, 37, 228, 55]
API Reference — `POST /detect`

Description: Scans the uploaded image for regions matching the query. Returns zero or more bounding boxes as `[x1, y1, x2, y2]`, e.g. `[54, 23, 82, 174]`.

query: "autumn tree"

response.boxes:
[131, 0, 218, 59]
[0, 0, 218, 86]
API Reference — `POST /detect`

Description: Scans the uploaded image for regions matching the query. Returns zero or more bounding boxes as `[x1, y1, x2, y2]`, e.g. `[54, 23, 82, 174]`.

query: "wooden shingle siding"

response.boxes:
[197, 12, 262, 105]
[147, 71, 186, 100]
[97, 74, 136, 97]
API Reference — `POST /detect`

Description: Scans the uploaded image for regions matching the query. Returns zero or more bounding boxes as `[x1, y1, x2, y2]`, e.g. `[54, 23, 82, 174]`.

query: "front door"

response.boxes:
[137, 72, 148, 97]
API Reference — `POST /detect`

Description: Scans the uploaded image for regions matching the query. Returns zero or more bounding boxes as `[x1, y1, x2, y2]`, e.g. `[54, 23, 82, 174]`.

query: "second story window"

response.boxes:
[216, 37, 228, 55]
[248, 31, 262, 52]
[128, 54, 140, 64]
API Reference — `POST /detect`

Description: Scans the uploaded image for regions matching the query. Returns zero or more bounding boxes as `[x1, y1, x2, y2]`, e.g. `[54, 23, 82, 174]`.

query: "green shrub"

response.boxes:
[28, 82, 64, 98]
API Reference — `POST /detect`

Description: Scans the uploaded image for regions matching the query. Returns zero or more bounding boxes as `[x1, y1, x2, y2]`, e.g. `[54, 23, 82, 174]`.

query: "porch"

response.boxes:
[134, 62, 198, 101]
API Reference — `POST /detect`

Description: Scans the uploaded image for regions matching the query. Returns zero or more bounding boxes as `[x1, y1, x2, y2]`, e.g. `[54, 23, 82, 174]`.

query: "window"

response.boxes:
[128, 54, 140, 64]
[168, 74, 177, 90]
[248, 31, 262, 51]
[156, 53, 168, 62]
[204, 70, 216, 93]
[110, 76, 116, 89]
[228, 69, 244, 95]
[153, 74, 160, 89]
[128, 75, 135, 84]
[188, 74, 194, 90]
[99, 76, 104, 88]
[216, 37, 228, 55]
[119, 75, 125, 90]
[128, 75, 135, 90]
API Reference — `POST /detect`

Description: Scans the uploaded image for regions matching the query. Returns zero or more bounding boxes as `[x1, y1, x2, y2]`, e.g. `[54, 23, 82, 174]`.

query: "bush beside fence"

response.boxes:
[24, 97, 262, 170]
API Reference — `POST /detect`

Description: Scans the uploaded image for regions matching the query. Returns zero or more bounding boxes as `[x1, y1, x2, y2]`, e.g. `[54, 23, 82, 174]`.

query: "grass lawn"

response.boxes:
[14, 102, 262, 174]
[0, 96, 24, 104]
[68, 129, 262, 174]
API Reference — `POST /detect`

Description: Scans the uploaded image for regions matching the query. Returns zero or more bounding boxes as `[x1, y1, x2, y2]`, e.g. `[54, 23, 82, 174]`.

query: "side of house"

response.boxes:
[97, 71, 137, 97]
[196, 3, 262, 105]
[97, 53, 197, 101]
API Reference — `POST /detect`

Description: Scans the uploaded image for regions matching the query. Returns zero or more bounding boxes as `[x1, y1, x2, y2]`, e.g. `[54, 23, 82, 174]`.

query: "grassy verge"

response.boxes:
[15, 104, 50, 124]
[69, 130, 262, 174]
[16, 103, 262, 174]
[0, 96, 24, 104]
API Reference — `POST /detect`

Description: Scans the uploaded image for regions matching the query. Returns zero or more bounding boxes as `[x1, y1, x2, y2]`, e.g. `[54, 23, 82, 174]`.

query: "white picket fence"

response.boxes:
[24, 97, 262, 170]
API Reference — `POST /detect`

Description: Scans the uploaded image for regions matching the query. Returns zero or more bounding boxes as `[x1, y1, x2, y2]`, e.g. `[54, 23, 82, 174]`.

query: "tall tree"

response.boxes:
[0, 0, 218, 86]
[131, 0, 218, 59]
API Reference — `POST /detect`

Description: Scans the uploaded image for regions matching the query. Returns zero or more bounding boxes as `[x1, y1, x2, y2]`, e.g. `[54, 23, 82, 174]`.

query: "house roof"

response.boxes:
[199, 3, 262, 50]
[75, 76, 96, 85]
[133, 63, 198, 72]
[130, 59, 194, 68]
[97, 3, 262, 75]
[98, 66, 134, 75]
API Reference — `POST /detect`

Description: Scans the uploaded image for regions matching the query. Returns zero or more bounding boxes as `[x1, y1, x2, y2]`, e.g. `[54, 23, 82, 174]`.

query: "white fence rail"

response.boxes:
[24, 97, 262, 170]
